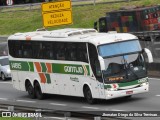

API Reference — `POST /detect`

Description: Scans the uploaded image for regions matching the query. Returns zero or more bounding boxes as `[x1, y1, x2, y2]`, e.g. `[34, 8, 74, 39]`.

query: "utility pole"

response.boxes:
[93, 0, 96, 6]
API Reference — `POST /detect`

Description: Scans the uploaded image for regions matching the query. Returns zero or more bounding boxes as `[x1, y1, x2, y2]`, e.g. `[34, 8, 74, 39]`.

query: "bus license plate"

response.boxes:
[126, 91, 133, 94]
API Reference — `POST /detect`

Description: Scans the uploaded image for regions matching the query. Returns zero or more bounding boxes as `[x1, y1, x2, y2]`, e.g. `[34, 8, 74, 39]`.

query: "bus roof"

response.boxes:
[8, 28, 138, 46]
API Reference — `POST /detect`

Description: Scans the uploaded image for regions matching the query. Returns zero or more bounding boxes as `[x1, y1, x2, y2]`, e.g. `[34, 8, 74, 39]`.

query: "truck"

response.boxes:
[94, 5, 160, 59]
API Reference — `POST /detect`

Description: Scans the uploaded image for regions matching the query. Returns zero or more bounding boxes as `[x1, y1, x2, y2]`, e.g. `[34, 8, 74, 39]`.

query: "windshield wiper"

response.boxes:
[123, 57, 139, 80]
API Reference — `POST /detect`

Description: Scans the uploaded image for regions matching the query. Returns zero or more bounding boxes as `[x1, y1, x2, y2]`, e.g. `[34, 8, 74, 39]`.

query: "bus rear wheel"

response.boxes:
[84, 86, 96, 104]
[34, 82, 44, 100]
[26, 82, 36, 99]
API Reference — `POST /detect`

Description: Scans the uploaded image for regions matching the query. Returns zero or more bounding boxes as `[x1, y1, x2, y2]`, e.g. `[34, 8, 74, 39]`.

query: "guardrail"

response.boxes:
[0, 0, 138, 12]
[0, 103, 123, 120]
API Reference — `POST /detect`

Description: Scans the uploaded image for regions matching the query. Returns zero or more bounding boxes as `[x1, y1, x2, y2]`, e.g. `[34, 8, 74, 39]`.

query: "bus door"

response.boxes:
[68, 43, 91, 97]
[88, 43, 106, 99]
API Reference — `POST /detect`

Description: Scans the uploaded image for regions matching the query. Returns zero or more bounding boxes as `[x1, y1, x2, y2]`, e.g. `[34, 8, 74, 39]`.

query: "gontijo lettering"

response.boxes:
[64, 66, 83, 74]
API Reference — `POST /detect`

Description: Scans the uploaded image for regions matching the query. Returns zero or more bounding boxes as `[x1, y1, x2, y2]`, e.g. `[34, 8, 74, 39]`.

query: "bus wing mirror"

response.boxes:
[98, 56, 105, 70]
[143, 48, 153, 63]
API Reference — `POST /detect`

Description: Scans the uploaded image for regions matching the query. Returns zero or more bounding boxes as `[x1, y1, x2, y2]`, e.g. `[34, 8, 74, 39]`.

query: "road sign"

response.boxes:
[6, 0, 13, 6]
[43, 10, 72, 27]
[42, 1, 71, 12]
[41, 0, 72, 28]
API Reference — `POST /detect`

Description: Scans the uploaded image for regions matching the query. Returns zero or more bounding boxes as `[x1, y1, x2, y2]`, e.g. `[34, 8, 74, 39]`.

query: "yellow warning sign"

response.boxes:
[43, 10, 72, 27]
[42, 1, 71, 12]
[41, 0, 72, 27]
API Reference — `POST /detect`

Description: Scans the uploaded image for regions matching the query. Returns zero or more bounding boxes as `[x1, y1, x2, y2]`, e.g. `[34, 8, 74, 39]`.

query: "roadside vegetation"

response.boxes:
[0, 0, 159, 35]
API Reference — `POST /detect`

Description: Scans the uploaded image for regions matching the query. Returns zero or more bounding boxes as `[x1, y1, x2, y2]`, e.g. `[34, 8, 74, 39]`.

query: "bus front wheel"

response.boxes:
[84, 86, 96, 104]
[26, 82, 36, 99]
[34, 82, 44, 100]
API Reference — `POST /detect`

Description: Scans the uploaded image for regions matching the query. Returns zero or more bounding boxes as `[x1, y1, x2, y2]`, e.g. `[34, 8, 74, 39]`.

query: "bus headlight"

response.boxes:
[107, 88, 117, 91]
[140, 82, 148, 86]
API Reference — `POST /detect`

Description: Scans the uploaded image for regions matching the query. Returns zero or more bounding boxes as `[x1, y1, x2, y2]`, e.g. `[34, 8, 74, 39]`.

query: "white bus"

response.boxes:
[8, 28, 153, 104]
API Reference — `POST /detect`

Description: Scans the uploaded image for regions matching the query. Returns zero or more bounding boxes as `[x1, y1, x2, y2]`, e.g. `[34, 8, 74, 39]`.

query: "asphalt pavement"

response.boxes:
[0, 78, 160, 120]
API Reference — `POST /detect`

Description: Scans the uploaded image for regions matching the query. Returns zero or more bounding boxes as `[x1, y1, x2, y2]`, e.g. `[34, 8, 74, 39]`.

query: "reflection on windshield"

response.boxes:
[103, 53, 147, 83]
[0, 58, 9, 66]
[98, 40, 141, 58]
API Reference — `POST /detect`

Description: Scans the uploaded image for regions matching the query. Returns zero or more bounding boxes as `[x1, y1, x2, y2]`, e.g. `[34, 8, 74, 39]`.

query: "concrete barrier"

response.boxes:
[0, 36, 8, 43]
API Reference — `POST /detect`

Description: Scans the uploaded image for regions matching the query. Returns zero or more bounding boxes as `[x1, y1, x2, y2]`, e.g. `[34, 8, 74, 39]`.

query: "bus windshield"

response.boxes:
[98, 40, 146, 83]
[98, 40, 142, 58]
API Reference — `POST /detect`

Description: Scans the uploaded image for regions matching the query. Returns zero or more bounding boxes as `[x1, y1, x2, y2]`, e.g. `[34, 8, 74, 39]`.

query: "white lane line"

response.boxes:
[149, 78, 160, 81]
[111, 109, 125, 111]
[16, 99, 36, 103]
[0, 82, 12, 84]
[43, 117, 64, 120]
[0, 109, 9, 111]
[50, 103, 67, 106]
[0, 98, 8, 101]
[156, 95, 160, 97]
[82, 106, 99, 110]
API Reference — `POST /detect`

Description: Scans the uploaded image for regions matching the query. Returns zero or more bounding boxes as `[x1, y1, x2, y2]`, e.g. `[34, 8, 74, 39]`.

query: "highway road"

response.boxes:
[0, 77, 160, 120]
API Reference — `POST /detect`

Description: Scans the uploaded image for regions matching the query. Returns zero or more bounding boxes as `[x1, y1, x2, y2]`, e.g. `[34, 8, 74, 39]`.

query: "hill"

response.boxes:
[0, 0, 159, 35]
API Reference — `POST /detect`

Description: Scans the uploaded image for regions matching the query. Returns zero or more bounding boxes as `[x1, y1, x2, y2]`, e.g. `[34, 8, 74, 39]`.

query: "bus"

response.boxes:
[8, 28, 153, 104]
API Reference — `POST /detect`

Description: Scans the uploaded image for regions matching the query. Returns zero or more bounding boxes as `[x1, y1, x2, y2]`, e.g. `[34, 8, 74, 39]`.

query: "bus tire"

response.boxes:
[26, 82, 36, 99]
[84, 86, 96, 104]
[34, 82, 44, 100]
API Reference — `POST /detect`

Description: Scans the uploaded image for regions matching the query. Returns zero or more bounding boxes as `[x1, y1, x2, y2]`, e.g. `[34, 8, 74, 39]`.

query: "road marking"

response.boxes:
[16, 100, 36, 103]
[156, 95, 160, 97]
[149, 78, 160, 81]
[0, 82, 12, 84]
[111, 109, 125, 111]
[0, 109, 9, 111]
[50, 103, 67, 106]
[82, 106, 99, 110]
[44, 117, 64, 120]
[0, 98, 8, 101]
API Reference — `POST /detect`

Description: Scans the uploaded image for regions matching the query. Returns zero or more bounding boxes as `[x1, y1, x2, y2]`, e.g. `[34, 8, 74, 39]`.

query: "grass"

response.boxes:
[0, 0, 159, 35]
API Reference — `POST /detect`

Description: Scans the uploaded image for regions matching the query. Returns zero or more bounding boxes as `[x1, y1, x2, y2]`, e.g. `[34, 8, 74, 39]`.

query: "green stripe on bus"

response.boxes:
[45, 74, 51, 84]
[10, 61, 30, 71]
[52, 63, 90, 75]
[9, 61, 90, 76]
[28, 62, 34, 72]
[104, 78, 148, 89]
[41, 63, 47, 72]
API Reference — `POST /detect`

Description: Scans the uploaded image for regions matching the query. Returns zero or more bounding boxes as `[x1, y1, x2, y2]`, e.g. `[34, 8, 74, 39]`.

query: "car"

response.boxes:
[0, 56, 11, 80]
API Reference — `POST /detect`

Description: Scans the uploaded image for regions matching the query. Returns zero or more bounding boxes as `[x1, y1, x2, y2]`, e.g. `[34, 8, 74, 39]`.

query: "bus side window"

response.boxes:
[56, 43, 65, 60]
[22, 42, 32, 58]
[88, 43, 102, 80]
[16, 43, 22, 58]
[77, 43, 88, 63]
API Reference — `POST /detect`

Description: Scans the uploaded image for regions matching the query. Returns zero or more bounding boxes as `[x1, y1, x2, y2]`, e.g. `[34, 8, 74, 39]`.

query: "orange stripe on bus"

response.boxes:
[46, 63, 52, 73]
[26, 36, 31, 40]
[39, 73, 46, 83]
[34, 62, 42, 72]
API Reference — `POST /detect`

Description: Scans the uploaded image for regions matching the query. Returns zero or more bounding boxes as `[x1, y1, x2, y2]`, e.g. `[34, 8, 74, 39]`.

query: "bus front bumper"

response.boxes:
[105, 83, 149, 99]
